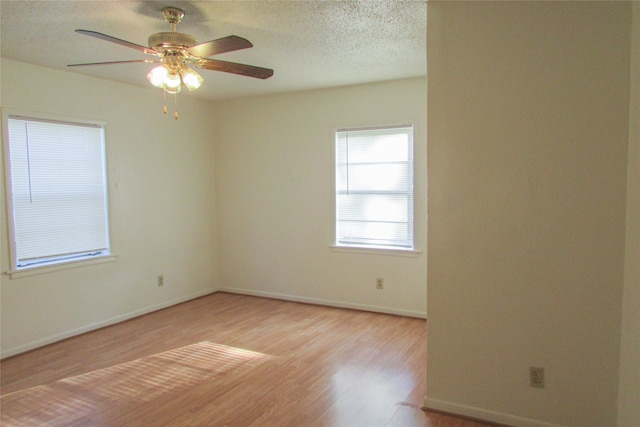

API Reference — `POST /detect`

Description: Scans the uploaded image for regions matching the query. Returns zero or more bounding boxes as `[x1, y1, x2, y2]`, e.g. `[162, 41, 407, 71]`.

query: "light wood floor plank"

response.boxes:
[1, 292, 496, 426]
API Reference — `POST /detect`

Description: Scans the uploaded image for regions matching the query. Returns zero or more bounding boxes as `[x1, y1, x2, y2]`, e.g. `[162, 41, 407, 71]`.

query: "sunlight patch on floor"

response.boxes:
[0, 342, 271, 427]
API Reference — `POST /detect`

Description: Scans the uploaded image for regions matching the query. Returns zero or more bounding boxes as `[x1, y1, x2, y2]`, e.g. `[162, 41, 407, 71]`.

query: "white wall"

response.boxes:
[212, 78, 427, 317]
[0, 59, 219, 357]
[425, 2, 631, 427]
[618, 3, 640, 426]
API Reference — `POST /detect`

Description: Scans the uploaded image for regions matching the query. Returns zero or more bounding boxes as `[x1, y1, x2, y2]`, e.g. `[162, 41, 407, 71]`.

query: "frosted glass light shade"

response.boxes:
[163, 73, 182, 94]
[147, 65, 169, 88]
[181, 67, 203, 91]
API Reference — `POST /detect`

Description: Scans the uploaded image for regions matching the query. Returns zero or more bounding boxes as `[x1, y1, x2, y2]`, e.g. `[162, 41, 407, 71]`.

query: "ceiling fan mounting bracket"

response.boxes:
[149, 7, 194, 51]
[162, 7, 184, 26]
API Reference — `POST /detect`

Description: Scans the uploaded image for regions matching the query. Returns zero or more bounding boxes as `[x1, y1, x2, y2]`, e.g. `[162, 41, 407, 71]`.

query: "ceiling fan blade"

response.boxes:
[75, 30, 160, 56]
[68, 59, 160, 67]
[196, 58, 274, 79]
[187, 35, 253, 58]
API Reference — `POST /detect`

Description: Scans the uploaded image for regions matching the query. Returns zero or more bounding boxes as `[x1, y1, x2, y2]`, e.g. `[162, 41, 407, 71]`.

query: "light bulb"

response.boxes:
[163, 73, 182, 94]
[147, 65, 169, 88]
[181, 67, 203, 91]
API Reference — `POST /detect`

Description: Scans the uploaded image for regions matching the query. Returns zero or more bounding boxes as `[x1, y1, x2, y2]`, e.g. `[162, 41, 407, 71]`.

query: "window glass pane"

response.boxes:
[337, 220, 412, 248]
[337, 163, 412, 192]
[337, 131, 410, 163]
[337, 194, 411, 222]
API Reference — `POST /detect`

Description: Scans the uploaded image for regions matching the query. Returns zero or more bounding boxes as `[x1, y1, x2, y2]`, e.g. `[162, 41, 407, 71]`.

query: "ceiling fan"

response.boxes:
[68, 6, 274, 97]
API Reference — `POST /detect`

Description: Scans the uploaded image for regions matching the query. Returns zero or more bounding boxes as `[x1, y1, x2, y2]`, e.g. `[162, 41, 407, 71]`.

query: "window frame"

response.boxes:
[2, 109, 115, 277]
[332, 124, 418, 255]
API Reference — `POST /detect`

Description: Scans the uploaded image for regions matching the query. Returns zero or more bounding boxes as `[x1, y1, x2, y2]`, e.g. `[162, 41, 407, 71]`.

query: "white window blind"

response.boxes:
[5, 116, 110, 269]
[335, 125, 414, 250]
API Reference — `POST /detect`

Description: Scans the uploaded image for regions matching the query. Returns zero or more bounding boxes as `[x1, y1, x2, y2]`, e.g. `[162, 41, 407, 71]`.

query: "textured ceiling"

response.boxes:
[0, 0, 427, 102]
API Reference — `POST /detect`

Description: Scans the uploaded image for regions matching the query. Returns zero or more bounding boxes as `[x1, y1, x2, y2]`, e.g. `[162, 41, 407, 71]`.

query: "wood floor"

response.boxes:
[1, 292, 494, 426]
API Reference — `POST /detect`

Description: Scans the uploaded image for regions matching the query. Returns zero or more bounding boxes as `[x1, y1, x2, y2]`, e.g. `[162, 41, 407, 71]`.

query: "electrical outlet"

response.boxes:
[157, 275, 164, 287]
[376, 278, 384, 289]
[530, 367, 544, 388]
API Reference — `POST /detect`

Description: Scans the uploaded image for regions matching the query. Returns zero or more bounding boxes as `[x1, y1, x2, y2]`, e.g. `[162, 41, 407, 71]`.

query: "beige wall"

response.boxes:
[212, 78, 427, 317]
[425, 2, 631, 426]
[0, 59, 219, 357]
[0, 64, 426, 358]
[618, 2, 640, 426]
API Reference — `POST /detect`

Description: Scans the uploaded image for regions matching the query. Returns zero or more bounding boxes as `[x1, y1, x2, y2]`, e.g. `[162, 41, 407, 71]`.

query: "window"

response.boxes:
[335, 125, 414, 250]
[3, 114, 110, 271]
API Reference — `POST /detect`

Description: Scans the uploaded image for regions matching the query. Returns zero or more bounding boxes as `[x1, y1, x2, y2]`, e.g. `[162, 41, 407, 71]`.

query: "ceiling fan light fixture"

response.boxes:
[71, 6, 273, 118]
[181, 67, 203, 91]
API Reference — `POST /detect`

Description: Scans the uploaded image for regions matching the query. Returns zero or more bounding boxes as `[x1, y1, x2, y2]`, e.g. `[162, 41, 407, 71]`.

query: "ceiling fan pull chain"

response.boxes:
[174, 93, 179, 120]
[163, 89, 168, 115]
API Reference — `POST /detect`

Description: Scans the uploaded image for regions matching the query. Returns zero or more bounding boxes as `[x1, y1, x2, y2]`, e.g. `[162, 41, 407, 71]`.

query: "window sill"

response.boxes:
[330, 245, 422, 257]
[5, 255, 117, 279]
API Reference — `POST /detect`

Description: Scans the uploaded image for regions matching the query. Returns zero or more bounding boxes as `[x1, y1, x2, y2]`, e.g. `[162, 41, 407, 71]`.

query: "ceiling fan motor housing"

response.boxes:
[148, 32, 197, 50]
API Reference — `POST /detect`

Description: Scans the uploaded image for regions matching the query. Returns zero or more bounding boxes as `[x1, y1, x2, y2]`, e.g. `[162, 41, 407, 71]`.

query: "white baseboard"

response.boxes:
[1, 288, 218, 359]
[218, 287, 427, 319]
[423, 396, 565, 427]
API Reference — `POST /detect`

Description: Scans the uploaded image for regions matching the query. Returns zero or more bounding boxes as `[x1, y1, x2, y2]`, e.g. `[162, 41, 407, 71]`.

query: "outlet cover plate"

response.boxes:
[530, 367, 544, 388]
